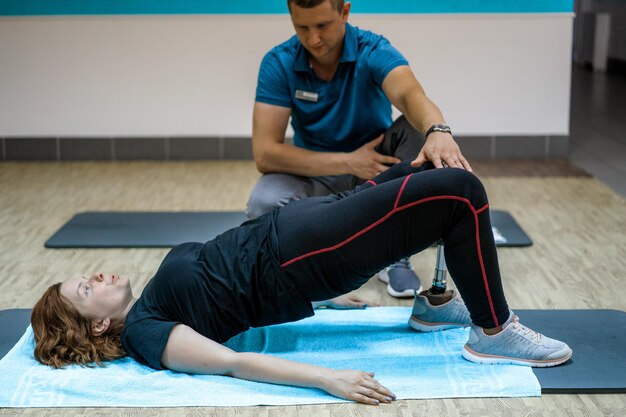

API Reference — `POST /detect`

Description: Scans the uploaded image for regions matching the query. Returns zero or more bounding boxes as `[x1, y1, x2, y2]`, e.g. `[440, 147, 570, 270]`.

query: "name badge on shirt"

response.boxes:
[295, 90, 319, 102]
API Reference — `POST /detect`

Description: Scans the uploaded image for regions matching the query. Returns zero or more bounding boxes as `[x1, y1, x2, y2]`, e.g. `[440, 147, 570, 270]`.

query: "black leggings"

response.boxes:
[275, 161, 510, 328]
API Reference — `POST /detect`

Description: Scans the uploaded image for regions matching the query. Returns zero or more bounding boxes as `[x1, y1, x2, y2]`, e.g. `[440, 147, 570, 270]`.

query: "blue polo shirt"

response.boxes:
[255, 24, 408, 152]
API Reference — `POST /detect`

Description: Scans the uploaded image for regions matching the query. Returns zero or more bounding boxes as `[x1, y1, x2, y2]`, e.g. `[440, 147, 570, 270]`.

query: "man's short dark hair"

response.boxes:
[287, 0, 345, 13]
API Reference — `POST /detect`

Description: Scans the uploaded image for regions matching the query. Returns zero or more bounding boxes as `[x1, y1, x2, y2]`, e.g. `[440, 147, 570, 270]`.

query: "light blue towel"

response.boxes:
[0, 307, 540, 407]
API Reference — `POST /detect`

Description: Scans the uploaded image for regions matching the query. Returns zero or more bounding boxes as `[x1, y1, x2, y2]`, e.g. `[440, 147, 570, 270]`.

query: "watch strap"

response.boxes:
[425, 124, 452, 139]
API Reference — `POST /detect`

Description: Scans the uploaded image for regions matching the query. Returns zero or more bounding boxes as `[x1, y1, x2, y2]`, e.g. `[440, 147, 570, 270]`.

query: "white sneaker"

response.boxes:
[462, 312, 573, 367]
[408, 290, 472, 332]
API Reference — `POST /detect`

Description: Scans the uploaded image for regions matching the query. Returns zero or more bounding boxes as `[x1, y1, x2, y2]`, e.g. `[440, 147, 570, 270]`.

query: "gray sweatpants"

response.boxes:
[245, 116, 424, 219]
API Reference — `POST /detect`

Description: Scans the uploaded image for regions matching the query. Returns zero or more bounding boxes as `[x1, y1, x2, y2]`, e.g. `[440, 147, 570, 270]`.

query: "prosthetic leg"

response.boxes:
[429, 241, 448, 294]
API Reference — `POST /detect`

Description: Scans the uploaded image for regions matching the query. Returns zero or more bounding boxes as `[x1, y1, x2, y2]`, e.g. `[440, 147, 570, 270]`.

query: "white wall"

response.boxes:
[0, 13, 573, 137]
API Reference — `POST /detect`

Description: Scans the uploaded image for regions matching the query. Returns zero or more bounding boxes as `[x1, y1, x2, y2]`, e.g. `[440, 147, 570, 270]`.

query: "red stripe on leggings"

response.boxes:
[280, 192, 498, 326]
[469, 202, 497, 326]
[367, 180, 377, 186]
[394, 174, 412, 209]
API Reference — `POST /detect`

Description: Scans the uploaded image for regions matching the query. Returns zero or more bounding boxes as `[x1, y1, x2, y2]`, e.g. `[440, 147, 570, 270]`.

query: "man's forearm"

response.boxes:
[399, 86, 471, 170]
[400, 87, 447, 135]
[255, 141, 351, 177]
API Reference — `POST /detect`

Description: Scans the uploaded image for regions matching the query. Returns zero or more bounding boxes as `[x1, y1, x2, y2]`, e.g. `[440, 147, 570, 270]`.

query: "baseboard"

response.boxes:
[1, 135, 569, 161]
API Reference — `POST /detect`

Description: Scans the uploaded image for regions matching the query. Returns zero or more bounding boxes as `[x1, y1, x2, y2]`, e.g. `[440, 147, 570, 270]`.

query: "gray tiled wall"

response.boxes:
[224, 137, 254, 160]
[59, 138, 112, 160]
[114, 138, 167, 161]
[453, 136, 492, 159]
[495, 136, 546, 159]
[169, 137, 221, 160]
[0, 135, 569, 161]
[5, 138, 59, 160]
[547, 135, 569, 158]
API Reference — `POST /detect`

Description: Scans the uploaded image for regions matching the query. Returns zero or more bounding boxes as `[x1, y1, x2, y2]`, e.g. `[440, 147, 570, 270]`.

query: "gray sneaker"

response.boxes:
[463, 312, 573, 367]
[408, 290, 472, 332]
[378, 258, 422, 298]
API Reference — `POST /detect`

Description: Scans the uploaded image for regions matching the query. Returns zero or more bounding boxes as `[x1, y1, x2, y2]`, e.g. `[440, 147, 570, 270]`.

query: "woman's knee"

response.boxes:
[447, 168, 488, 207]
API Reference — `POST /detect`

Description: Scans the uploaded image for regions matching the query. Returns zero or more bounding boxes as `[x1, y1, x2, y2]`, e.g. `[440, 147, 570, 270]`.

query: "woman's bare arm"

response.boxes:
[161, 324, 395, 405]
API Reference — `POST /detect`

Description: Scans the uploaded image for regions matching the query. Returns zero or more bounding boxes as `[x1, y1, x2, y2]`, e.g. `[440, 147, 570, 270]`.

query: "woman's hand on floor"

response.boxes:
[322, 370, 395, 405]
[313, 294, 379, 309]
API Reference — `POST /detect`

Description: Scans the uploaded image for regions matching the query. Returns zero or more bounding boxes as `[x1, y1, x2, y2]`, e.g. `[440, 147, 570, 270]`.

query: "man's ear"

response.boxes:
[91, 318, 111, 336]
[342, 2, 351, 21]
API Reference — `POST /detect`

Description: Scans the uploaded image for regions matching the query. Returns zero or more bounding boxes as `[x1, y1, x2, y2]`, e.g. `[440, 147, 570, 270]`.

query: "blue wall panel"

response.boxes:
[0, 0, 574, 16]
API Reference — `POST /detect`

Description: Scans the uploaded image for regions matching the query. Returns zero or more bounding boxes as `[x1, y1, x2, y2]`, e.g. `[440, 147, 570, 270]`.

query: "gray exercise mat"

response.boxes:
[490, 210, 532, 247]
[44, 211, 248, 248]
[1, 308, 623, 393]
[0, 309, 31, 361]
[517, 309, 626, 393]
[44, 210, 531, 248]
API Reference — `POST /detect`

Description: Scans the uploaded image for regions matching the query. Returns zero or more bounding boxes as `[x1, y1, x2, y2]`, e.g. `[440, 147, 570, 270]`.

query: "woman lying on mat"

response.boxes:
[31, 161, 572, 405]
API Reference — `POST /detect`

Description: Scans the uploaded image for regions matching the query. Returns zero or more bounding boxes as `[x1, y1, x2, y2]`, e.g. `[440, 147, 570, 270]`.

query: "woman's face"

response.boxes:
[60, 273, 134, 322]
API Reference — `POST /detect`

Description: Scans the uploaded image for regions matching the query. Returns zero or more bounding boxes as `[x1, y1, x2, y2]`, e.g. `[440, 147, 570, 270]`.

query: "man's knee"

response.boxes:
[245, 174, 311, 219]
[382, 116, 423, 161]
[245, 191, 282, 219]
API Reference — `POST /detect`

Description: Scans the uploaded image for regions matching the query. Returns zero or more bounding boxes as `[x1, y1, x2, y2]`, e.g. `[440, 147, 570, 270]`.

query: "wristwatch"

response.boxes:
[425, 124, 452, 139]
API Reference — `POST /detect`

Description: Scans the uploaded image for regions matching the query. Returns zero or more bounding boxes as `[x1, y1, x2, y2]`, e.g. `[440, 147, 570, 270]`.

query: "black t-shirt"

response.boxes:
[120, 212, 313, 370]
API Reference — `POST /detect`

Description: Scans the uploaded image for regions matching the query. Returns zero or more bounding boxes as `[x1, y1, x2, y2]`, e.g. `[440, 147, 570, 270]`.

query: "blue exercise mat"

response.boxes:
[44, 210, 531, 248]
[0, 308, 539, 407]
[1, 309, 624, 394]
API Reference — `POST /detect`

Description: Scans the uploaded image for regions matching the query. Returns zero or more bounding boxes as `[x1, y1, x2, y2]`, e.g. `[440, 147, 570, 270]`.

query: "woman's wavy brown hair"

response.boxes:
[31, 283, 126, 368]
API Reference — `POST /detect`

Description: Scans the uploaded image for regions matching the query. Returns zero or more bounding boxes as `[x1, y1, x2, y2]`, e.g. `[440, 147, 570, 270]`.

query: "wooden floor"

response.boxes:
[0, 161, 625, 416]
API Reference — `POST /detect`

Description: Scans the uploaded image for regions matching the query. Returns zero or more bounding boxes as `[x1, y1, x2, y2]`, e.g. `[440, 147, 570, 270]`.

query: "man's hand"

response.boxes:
[322, 370, 396, 405]
[346, 135, 401, 179]
[411, 132, 472, 171]
[314, 293, 379, 310]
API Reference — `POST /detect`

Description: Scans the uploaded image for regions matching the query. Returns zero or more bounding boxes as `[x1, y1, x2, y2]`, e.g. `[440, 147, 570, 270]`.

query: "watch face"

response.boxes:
[427, 124, 452, 138]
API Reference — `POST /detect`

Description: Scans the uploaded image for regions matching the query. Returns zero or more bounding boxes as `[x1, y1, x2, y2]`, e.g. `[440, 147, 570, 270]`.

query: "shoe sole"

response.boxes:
[408, 315, 470, 332]
[462, 345, 573, 368]
[378, 270, 421, 298]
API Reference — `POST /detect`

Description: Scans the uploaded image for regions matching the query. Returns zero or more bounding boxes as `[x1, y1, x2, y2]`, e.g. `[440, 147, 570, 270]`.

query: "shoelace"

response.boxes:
[510, 315, 542, 341]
